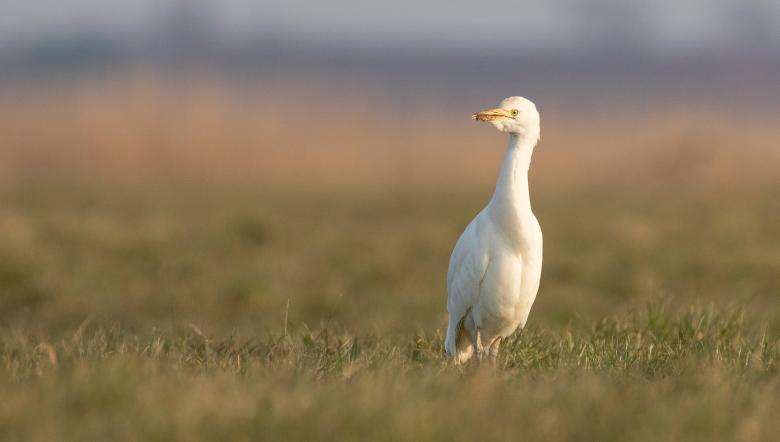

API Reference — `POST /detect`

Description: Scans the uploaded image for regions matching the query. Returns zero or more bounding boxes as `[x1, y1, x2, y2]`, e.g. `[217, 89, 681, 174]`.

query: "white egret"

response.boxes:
[444, 96, 543, 363]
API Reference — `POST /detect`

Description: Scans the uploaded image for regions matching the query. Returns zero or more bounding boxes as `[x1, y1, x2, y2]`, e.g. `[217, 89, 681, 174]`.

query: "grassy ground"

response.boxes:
[0, 307, 777, 441]
[1, 186, 779, 441]
[1, 80, 780, 440]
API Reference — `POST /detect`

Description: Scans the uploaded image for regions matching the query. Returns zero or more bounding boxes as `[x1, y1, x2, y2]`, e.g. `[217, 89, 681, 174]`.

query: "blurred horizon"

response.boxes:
[1, 0, 779, 191]
[2, 1, 780, 115]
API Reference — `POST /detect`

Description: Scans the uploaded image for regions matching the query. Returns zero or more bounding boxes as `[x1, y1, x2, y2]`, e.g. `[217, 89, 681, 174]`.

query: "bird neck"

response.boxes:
[488, 133, 536, 238]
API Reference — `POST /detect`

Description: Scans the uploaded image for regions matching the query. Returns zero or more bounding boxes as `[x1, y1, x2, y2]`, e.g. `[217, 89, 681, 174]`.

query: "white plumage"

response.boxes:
[445, 96, 543, 363]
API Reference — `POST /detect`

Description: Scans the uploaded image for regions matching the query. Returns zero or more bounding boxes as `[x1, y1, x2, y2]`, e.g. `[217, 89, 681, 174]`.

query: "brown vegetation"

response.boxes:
[1, 75, 778, 193]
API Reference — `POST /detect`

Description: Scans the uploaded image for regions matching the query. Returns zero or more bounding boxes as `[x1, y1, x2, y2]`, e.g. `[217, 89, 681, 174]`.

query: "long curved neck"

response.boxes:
[487, 133, 537, 243]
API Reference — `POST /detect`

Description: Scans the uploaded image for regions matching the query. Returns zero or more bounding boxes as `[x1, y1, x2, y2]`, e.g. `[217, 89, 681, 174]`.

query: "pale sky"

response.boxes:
[2, 0, 779, 53]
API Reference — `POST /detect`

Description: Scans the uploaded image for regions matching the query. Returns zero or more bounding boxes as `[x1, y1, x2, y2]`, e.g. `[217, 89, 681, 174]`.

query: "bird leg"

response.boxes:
[488, 337, 502, 364]
[474, 327, 484, 361]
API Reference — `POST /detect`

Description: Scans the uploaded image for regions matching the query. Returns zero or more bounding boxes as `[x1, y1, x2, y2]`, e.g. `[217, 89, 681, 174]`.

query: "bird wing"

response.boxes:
[446, 212, 490, 324]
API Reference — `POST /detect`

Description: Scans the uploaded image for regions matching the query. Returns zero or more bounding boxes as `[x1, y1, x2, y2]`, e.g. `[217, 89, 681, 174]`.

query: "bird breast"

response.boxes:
[474, 236, 542, 336]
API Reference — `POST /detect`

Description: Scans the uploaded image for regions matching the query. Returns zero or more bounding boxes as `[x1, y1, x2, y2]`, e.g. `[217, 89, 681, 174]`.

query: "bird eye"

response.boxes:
[511, 109, 519, 116]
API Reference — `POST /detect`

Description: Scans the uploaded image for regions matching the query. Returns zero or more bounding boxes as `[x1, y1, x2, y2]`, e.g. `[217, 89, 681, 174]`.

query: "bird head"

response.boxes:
[472, 96, 540, 141]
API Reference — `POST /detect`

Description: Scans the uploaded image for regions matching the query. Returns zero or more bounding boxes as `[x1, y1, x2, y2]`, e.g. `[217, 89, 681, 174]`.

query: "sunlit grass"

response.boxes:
[1, 307, 778, 441]
[1, 186, 779, 441]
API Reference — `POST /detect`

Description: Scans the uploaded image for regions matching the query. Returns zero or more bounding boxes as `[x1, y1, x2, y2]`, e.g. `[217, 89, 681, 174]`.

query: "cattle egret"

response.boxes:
[445, 96, 543, 363]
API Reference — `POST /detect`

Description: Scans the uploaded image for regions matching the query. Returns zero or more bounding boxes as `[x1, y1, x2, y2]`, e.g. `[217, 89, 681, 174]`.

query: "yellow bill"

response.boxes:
[472, 108, 514, 122]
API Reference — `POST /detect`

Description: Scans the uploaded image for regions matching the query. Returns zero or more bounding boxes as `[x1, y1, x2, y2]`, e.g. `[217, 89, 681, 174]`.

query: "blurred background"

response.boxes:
[1, 0, 779, 334]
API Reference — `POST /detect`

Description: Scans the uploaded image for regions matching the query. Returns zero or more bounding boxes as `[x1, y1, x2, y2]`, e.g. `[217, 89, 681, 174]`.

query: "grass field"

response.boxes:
[1, 78, 779, 440]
